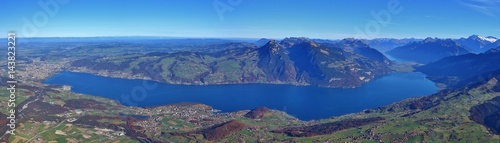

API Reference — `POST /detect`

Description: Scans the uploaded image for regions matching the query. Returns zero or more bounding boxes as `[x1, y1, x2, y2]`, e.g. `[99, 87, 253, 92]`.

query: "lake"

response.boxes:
[43, 72, 438, 120]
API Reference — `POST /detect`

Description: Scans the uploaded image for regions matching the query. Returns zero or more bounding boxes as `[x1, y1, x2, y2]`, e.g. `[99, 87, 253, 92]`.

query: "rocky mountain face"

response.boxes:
[339, 38, 392, 63]
[455, 35, 500, 53]
[387, 38, 470, 64]
[70, 37, 393, 88]
[470, 95, 500, 134]
[257, 40, 297, 82]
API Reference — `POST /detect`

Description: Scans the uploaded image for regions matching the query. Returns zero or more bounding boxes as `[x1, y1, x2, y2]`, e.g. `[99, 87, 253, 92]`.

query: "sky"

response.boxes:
[1, 0, 499, 39]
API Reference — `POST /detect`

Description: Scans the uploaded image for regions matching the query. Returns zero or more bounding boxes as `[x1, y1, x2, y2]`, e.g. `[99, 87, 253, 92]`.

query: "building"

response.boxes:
[62, 85, 72, 91]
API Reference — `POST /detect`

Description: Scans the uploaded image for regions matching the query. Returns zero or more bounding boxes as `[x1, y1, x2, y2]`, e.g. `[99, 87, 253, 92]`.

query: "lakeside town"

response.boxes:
[1, 56, 314, 142]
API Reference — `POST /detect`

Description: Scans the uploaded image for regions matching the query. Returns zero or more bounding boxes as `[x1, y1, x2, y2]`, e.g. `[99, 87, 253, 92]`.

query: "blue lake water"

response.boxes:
[43, 72, 438, 121]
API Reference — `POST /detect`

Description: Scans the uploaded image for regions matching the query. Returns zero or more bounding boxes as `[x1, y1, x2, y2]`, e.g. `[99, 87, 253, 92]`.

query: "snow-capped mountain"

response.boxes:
[455, 35, 500, 53]
[478, 35, 498, 43]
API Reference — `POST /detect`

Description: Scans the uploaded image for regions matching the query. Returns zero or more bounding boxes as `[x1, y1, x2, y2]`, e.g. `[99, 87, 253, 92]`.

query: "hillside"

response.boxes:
[69, 38, 393, 88]
[416, 47, 500, 88]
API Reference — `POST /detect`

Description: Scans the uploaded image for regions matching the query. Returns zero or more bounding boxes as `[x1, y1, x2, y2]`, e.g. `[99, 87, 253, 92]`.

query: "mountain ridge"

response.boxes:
[416, 48, 500, 89]
[69, 38, 393, 88]
[387, 37, 470, 64]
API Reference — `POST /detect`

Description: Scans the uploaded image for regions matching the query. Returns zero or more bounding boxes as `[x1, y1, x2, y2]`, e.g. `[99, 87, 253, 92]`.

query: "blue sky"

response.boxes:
[1, 0, 499, 39]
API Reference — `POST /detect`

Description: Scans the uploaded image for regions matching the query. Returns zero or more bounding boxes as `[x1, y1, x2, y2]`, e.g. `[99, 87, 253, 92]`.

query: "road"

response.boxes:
[0, 90, 43, 141]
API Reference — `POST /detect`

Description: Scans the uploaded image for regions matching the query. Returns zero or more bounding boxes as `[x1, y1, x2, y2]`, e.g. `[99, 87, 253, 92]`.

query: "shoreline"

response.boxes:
[41, 71, 438, 121]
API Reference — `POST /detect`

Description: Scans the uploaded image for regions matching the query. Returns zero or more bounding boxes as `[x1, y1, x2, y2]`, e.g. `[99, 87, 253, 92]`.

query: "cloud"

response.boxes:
[459, 0, 500, 17]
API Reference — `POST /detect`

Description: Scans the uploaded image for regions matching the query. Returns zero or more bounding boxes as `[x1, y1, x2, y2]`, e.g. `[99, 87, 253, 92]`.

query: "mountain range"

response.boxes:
[360, 38, 421, 53]
[70, 37, 393, 88]
[387, 38, 471, 64]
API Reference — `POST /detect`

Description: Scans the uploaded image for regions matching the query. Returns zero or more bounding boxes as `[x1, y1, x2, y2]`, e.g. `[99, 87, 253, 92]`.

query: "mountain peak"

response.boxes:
[423, 37, 437, 42]
[421, 38, 456, 45]
[255, 38, 273, 46]
[338, 38, 372, 50]
[469, 34, 480, 38]
[265, 40, 279, 46]
[281, 37, 310, 43]
[341, 38, 361, 43]
[283, 37, 309, 41]
[260, 40, 282, 53]
[280, 37, 318, 47]
[467, 35, 498, 43]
